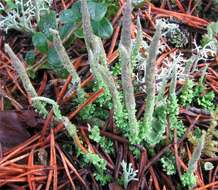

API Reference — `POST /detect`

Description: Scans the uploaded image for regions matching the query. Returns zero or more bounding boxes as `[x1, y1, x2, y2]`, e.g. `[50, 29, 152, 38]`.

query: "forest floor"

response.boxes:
[0, 0, 218, 189]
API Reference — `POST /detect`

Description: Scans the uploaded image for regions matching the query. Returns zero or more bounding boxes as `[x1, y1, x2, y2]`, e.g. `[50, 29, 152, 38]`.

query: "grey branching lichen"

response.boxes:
[121, 160, 138, 189]
[4, 44, 48, 117]
[0, 0, 52, 33]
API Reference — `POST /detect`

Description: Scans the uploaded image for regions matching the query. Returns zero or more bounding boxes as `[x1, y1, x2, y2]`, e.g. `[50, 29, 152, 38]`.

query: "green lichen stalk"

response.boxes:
[97, 64, 123, 116]
[4, 44, 47, 117]
[131, 16, 143, 67]
[81, 0, 127, 130]
[119, 0, 139, 144]
[119, 45, 139, 144]
[80, 0, 95, 50]
[142, 25, 162, 138]
[120, 0, 132, 52]
[181, 132, 205, 189]
[49, 29, 85, 99]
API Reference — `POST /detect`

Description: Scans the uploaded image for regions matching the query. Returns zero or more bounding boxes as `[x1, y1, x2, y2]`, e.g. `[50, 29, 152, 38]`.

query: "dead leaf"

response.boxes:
[109, 183, 123, 190]
[0, 110, 40, 151]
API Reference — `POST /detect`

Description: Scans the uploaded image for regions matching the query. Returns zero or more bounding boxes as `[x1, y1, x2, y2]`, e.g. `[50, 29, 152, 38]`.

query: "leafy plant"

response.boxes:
[201, 21, 218, 46]
[179, 79, 195, 107]
[161, 153, 177, 175]
[84, 152, 111, 186]
[95, 0, 119, 18]
[32, 32, 48, 53]
[181, 171, 196, 189]
[197, 91, 215, 112]
[38, 10, 57, 40]
[89, 125, 114, 154]
[25, 50, 36, 65]
[59, 0, 113, 39]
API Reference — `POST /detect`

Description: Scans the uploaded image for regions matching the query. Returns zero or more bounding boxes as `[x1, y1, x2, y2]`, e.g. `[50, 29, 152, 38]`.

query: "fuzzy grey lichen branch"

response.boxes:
[88, 45, 123, 124]
[50, 29, 81, 86]
[97, 64, 123, 116]
[31, 96, 82, 152]
[119, 0, 140, 144]
[119, 44, 139, 144]
[143, 25, 162, 136]
[80, 0, 108, 68]
[4, 44, 47, 116]
[80, 0, 95, 50]
[120, 0, 132, 53]
[157, 68, 172, 102]
[131, 16, 143, 66]
[188, 131, 206, 173]
[169, 64, 177, 97]
[95, 36, 108, 67]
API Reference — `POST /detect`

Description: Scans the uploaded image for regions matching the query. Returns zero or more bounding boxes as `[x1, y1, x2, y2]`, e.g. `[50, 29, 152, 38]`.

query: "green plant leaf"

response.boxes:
[88, 2, 107, 21]
[59, 3, 81, 24]
[5, 0, 16, 10]
[47, 48, 68, 78]
[59, 1, 106, 24]
[59, 23, 75, 39]
[25, 50, 36, 65]
[32, 32, 48, 53]
[92, 18, 113, 39]
[38, 10, 57, 41]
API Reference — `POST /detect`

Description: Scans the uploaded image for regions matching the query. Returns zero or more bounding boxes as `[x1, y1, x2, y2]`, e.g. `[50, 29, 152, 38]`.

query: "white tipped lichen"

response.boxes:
[0, 0, 52, 33]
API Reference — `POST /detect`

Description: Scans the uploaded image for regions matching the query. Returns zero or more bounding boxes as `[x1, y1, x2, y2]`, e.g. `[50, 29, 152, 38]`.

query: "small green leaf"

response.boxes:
[92, 18, 113, 39]
[60, 1, 107, 23]
[32, 32, 48, 53]
[25, 50, 36, 65]
[59, 23, 75, 39]
[5, 0, 16, 10]
[59, 4, 81, 24]
[47, 48, 68, 78]
[38, 11, 57, 40]
[88, 2, 107, 21]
